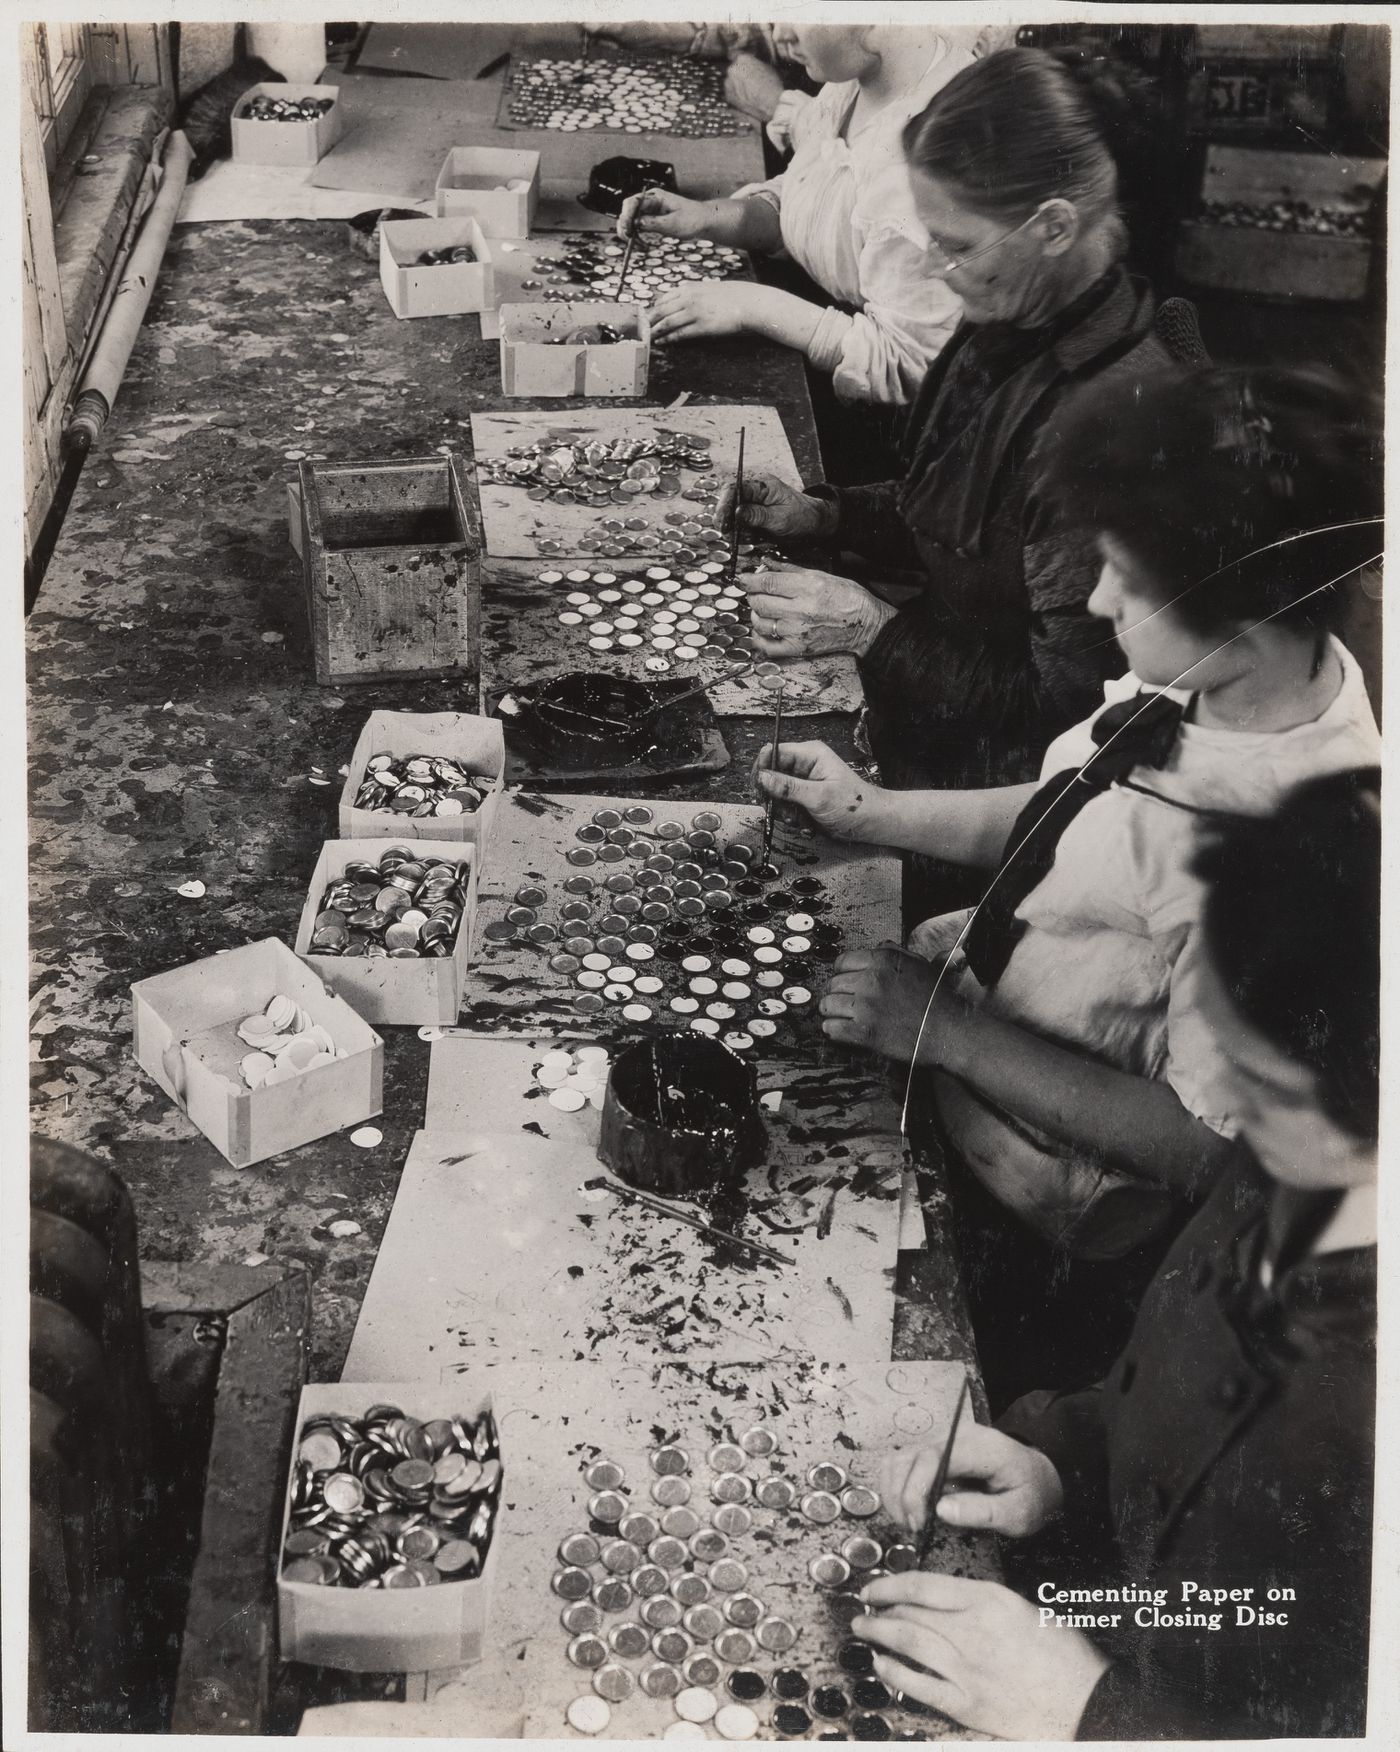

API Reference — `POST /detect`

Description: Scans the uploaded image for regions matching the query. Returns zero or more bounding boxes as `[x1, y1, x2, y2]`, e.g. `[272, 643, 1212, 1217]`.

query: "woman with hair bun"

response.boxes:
[722, 48, 1180, 824]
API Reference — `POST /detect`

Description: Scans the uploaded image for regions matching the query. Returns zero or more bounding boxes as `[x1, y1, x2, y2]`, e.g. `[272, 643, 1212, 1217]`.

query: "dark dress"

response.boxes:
[809, 268, 1177, 795]
[999, 1154, 1375, 1740]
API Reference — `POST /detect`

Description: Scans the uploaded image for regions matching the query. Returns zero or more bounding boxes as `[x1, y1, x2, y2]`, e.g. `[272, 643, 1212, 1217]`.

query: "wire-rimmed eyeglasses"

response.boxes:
[923, 202, 1049, 277]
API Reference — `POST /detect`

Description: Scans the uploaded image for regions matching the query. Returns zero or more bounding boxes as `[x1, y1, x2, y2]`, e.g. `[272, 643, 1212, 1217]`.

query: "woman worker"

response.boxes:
[854, 768, 1379, 1741]
[756, 366, 1382, 1406]
[720, 48, 1180, 812]
[615, 24, 974, 408]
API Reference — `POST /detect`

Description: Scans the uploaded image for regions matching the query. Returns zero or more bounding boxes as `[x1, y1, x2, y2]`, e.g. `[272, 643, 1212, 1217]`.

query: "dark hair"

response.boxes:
[1194, 769, 1381, 1141]
[1041, 365, 1384, 635]
[901, 46, 1144, 238]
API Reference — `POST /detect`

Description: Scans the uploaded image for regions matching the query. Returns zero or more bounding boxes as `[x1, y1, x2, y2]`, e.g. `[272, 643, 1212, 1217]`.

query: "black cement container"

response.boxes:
[598, 1035, 765, 1200]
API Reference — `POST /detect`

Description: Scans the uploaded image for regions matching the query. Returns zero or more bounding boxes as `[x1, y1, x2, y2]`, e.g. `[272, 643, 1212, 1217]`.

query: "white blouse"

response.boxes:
[736, 41, 972, 405]
[910, 639, 1381, 1195]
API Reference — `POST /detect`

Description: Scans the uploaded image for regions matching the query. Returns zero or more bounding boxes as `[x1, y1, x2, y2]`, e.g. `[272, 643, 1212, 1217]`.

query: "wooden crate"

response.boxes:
[277, 1382, 501, 1672]
[435, 146, 540, 236]
[294, 837, 479, 1027]
[230, 83, 344, 167]
[499, 301, 649, 398]
[1175, 145, 1381, 302]
[379, 216, 495, 319]
[130, 939, 383, 1169]
[298, 454, 482, 687]
[338, 710, 505, 860]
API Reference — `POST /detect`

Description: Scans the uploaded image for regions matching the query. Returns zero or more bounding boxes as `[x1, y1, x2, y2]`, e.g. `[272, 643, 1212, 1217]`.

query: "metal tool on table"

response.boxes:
[641, 659, 757, 716]
[760, 687, 785, 869]
[584, 1175, 793, 1269]
[507, 657, 759, 741]
[916, 1376, 969, 1566]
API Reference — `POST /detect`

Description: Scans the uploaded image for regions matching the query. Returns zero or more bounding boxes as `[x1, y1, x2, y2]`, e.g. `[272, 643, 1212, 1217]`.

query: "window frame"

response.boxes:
[29, 22, 96, 177]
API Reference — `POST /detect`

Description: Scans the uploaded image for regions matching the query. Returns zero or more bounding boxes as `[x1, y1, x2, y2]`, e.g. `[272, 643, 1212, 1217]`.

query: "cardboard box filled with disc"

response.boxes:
[295, 837, 479, 1028]
[499, 301, 650, 398]
[231, 82, 344, 165]
[338, 709, 505, 860]
[277, 1383, 504, 1671]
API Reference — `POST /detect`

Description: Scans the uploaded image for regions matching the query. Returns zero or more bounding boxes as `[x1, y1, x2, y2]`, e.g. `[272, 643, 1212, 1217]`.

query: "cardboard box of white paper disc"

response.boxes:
[435, 146, 540, 235]
[130, 938, 383, 1168]
[277, 1382, 503, 1672]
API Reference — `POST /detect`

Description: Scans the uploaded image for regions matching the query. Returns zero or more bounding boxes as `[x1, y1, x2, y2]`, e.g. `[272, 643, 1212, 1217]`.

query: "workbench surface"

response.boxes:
[27, 110, 985, 1734]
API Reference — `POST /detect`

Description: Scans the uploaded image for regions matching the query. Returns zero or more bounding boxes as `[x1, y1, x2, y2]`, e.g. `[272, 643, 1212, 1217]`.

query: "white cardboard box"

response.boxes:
[131, 939, 383, 1168]
[499, 301, 650, 399]
[435, 147, 540, 237]
[339, 711, 506, 862]
[295, 838, 479, 1027]
[379, 216, 495, 319]
[277, 1382, 502, 1672]
[231, 82, 345, 167]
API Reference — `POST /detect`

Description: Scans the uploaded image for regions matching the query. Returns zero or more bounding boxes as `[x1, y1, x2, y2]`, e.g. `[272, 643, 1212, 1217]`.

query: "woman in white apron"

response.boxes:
[616, 25, 973, 406]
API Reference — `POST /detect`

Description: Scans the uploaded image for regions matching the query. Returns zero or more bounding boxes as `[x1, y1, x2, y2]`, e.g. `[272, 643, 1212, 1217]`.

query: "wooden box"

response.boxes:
[435, 146, 540, 236]
[277, 1382, 501, 1672]
[231, 83, 344, 167]
[298, 454, 482, 687]
[294, 838, 479, 1027]
[1175, 146, 1381, 303]
[379, 216, 495, 319]
[339, 710, 506, 860]
[499, 301, 650, 399]
[287, 476, 306, 557]
[131, 939, 383, 1170]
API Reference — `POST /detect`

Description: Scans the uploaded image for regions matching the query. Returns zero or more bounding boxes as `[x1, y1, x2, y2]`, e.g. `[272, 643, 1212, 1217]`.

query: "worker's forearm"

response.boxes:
[866, 782, 1040, 869]
[936, 1009, 1237, 1194]
[738, 285, 824, 356]
[688, 197, 783, 254]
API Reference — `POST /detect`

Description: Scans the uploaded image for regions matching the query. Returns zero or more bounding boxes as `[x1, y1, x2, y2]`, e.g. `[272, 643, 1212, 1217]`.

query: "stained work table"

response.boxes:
[27, 184, 986, 1732]
[29, 209, 977, 1377]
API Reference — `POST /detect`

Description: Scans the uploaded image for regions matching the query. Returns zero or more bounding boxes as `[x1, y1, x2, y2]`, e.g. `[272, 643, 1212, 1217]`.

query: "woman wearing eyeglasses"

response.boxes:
[720, 49, 1179, 842]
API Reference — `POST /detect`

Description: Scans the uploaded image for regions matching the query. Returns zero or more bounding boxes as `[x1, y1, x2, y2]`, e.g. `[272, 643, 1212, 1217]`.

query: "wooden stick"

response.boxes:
[614, 221, 639, 304]
[726, 426, 746, 584]
[760, 688, 784, 868]
[584, 1175, 793, 1268]
[916, 1376, 969, 1566]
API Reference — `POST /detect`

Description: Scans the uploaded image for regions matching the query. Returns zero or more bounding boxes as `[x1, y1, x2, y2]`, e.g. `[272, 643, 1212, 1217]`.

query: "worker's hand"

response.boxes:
[615, 188, 712, 242]
[821, 944, 965, 1065]
[649, 281, 764, 341]
[724, 52, 788, 122]
[716, 472, 833, 543]
[752, 741, 890, 845]
[852, 1575, 1111, 1741]
[746, 561, 894, 659]
[880, 1424, 1065, 1540]
[589, 22, 695, 55]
